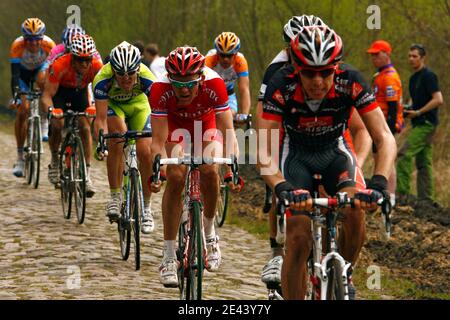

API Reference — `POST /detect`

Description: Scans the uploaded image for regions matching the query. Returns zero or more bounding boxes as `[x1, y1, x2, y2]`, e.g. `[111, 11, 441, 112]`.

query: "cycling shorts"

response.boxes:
[228, 93, 238, 114]
[107, 93, 151, 131]
[53, 86, 89, 112]
[18, 65, 46, 92]
[281, 136, 366, 196]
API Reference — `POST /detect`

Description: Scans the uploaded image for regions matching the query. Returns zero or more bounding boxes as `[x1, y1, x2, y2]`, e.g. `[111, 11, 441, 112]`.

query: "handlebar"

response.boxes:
[49, 107, 96, 119]
[17, 90, 41, 99]
[98, 129, 152, 153]
[152, 153, 239, 185]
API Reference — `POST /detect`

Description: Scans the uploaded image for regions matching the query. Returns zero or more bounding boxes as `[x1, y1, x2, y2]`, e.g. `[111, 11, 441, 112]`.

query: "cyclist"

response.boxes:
[93, 41, 156, 234]
[257, 26, 396, 299]
[9, 18, 55, 177]
[205, 32, 251, 116]
[259, 16, 372, 288]
[41, 34, 102, 197]
[149, 46, 243, 287]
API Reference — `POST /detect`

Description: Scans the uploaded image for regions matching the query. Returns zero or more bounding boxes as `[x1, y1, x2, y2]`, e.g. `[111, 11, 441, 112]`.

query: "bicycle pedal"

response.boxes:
[265, 281, 281, 290]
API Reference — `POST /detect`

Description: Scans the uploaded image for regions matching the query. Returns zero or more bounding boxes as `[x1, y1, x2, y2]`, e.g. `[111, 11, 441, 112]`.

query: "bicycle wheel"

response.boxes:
[60, 138, 72, 219]
[186, 201, 204, 300]
[72, 136, 86, 224]
[178, 216, 188, 299]
[215, 166, 229, 227]
[119, 175, 131, 260]
[31, 117, 41, 189]
[326, 258, 346, 300]
[25, 119, 34, 185]
[130, 168, 141, 271]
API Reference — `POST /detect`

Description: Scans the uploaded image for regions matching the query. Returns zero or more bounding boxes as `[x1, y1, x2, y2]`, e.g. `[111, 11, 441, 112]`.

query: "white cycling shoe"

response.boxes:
[159, 256, 179, 288]
[206, 235, 222, 272]
[141, 207, 155, 234]
[261, 255, 283, 285]
[12, 160, 25, 178]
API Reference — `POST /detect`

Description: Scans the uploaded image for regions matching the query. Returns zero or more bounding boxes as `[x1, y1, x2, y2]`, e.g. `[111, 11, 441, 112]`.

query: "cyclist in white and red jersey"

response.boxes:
[149, 47, 243, 287]
[257, 26, 396, 299]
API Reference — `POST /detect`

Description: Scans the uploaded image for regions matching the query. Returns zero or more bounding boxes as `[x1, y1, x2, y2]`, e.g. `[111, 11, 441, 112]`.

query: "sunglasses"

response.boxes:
[115, 70, 137, 77]
[169, 77, 201, 89]
[73, 56, 93, 63]
[24, 37, 43, 43]
[219, 53, 235, 59]
[299, 67, 336, 79]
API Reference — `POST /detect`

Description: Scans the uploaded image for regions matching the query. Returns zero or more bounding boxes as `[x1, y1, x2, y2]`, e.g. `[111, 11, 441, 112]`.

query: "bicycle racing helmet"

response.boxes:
[61, 24, 85, 48]
[21, 18, 46, 39]
[110, 41, 141, 73]
[70, 34, 97, 58]
[165, 46, 205, 76]
[283, 15, 326, 43]
[290, 25, 343, 68]
[214, 32, 241, 55]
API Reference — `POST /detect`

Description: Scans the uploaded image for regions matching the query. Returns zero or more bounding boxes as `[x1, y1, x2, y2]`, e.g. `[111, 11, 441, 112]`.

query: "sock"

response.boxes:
[110, 189, 121, 200]
[51, 151, 59, 165]
[163, 240, 176, 259]
[17, 147, 24, 161]
[204, 217, 215, 239]
[390, 193, 396, 208]
[144, 199, 151, 210]
[270, 237, 284, 257]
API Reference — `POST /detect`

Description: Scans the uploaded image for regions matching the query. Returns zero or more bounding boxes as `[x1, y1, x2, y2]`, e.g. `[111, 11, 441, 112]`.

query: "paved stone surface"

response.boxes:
[0, 131, 268, 300]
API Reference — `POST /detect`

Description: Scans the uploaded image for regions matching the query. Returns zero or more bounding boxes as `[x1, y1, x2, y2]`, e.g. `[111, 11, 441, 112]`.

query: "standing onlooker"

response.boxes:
[397, 44, 444, 206]
[144, 43, 166, 79]
[367, 40, 403, 207]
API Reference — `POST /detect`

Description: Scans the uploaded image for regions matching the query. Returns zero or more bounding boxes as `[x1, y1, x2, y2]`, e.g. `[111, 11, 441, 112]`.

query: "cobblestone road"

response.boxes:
[0, 131, 268, 300]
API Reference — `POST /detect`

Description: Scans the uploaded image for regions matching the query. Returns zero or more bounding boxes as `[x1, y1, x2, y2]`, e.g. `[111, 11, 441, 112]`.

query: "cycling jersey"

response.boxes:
[10, 35, 55, 71]
[258, 49, 289, 101]
[48, 53, 103, 89]
[149, 67, 229, 143]
[93, 63, 155, 102]
[43, 43, 102, 70]
[93, 63, 156, 131]
[205, 49, 249, 94]
[263, 64, 377, 148]
[371, 63, 404, 132]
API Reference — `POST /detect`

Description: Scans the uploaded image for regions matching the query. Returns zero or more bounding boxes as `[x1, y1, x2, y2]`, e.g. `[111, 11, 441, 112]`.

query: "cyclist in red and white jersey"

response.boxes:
[258, 26, 396, 299]
[149, 47, 243, 287]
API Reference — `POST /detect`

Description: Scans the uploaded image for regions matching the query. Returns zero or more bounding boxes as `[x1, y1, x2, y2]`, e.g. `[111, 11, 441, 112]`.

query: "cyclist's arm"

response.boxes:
[93, 99, 108, 141]
[256, 111, 285, 190]
[216, 109, 238, 160]
[349, 111, 371, 167]
[150, 117, 168, 161]
[10, 62, 21, 96]
[360, 107, 396, 178]
[237, 76, 251, 114]
[40, 79, 59, 113]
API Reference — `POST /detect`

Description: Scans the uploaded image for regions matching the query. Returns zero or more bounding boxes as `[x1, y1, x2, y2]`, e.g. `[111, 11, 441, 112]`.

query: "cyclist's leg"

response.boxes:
[15, 75, 32, 154]
[106, 105, 127, 191]
[69, 87, 92, 167]
[282, 151, 314, 300]
[125, 94, 152, 200]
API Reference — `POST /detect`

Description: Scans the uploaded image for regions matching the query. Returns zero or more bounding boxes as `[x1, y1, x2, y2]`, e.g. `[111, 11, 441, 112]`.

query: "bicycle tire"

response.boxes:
[119, 173, 131, 261]
[130, 168, 141, 271]
[60, 137, 72, 219]
[187, 201, 203, 300]
[31, 117, 41, 189]
[215, 166, 229, 227]
[25, 118, 34, 185]
[178, 216, 187, 299]
[326, 258, 346, 300]
[73, 136, 86, 224]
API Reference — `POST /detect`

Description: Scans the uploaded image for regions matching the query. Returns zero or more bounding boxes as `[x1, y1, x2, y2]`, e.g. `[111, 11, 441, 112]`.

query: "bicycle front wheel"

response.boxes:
[25, 118, 34, 185]
[60, 139, 72, 219]
[130, 168, 141, 271]
[215, 166, 229, 227]
[73, 136, 86, 224]
[326, 258, 346, 300]
[31, 117, 41, 189]
[186, 201, 204, 300]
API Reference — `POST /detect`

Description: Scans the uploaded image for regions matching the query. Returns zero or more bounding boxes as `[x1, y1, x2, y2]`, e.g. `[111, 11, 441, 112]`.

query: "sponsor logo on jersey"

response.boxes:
[386, 85, 396, 98]
[272, 89, 285, 106]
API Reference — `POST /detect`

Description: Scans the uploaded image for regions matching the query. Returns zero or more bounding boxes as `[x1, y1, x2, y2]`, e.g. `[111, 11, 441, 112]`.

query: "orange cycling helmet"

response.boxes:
[21, 18, 46, 39]
[214, 32, 241, 54]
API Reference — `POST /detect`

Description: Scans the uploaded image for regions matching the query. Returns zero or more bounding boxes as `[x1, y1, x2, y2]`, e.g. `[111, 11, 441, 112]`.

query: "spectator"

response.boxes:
[145, 43, 166, 80]
[397, 44, 444, 206]
[367, 40, 403, 207]
[143, 43, 159, 66]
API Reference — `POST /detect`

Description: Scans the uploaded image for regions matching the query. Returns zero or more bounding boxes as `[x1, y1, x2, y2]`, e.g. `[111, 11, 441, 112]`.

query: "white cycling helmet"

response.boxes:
[283, 15, 327, 43]
[110, 41, 141, 73]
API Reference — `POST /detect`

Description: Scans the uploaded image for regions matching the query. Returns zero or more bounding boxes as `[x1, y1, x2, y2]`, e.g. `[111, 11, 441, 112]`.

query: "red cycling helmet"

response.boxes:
[290, 25, 343, 69]
[165, 46, 205, 76]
